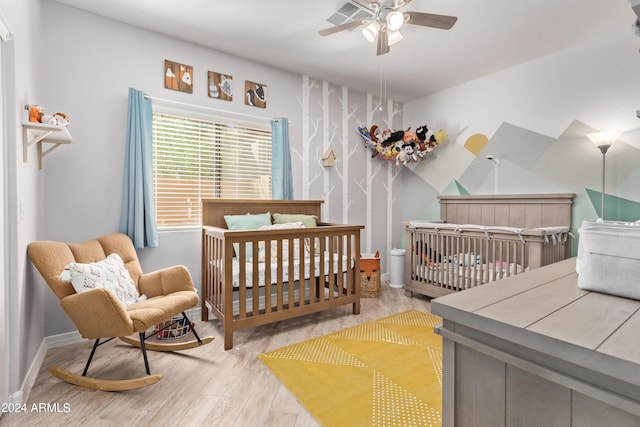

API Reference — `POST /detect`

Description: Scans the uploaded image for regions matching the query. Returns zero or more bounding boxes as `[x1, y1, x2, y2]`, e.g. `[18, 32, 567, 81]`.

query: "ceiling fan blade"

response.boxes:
[377, 27, 390, 56]
[405, 12, 457, 30]
[318, 19, 367, 36]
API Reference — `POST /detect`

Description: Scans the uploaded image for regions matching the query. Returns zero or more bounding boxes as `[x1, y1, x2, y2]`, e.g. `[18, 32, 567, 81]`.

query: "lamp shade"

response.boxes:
[587, 131, 622, 148]
[362, 20, 381, 43]
[386, 11, 405, 31]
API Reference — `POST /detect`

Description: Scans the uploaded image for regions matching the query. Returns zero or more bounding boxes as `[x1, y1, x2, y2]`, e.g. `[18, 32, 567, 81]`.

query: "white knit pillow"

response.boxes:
[255, 222, 306, 262]
[60, 253, 143, 307]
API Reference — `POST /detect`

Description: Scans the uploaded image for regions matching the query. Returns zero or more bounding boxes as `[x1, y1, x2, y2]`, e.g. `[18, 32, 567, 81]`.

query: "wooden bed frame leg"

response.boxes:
[224, 330, 233, 350]
[353, 301, 360, 315]
[201, 300, 209, 321]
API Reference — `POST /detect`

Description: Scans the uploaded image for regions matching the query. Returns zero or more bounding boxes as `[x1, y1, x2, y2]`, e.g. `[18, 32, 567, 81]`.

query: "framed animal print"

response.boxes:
[164, 60, 193, 94]
[245, 80, 267, 108]
[208, 71, 233, 101]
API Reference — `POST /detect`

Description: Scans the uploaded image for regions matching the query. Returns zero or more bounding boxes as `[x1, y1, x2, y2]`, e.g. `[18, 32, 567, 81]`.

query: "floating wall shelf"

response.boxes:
[22, 121, 73, 169]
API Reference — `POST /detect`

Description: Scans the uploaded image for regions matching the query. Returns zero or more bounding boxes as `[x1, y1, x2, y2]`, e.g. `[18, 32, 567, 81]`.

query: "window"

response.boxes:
[152, 112, 272, 228]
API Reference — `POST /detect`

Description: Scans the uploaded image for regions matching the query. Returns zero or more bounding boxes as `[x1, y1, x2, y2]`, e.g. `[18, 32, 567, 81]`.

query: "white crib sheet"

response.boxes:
[417, 261, 524, 286]
[229, 252, 352, 288]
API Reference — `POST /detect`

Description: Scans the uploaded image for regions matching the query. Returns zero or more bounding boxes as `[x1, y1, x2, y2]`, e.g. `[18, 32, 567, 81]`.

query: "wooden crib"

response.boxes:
[405, 194, 574, 298]
[201, 199, 363, 350]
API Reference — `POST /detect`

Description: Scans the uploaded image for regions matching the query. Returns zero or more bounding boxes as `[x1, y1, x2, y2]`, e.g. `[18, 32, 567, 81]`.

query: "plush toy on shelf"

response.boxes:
[28, 105, 70, 126]
[52, 112, 69, 126]
[28, 105, 43, 123]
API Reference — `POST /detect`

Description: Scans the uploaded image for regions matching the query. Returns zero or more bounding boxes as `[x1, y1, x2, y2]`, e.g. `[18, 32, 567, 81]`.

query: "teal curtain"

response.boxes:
[271, 117, 293, 199]
[119, 88, 158, 248]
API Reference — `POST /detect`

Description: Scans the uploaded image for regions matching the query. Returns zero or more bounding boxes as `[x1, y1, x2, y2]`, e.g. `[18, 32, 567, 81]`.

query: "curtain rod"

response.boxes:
[143, 94, 286, 123]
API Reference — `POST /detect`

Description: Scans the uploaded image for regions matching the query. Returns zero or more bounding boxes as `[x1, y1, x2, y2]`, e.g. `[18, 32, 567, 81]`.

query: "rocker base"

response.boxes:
[118, 335, 215, 352]
[48, 366, 162, 391]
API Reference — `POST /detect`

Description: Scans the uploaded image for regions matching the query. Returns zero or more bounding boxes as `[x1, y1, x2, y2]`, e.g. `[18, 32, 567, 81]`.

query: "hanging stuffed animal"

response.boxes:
[403, 128, 420, 144]
[416, 125, 428, 142]
[385, 129, 405, 145]
[434, 129, 448, 144]
[403, 142, 418, 163]
[369, 125, 380, 142]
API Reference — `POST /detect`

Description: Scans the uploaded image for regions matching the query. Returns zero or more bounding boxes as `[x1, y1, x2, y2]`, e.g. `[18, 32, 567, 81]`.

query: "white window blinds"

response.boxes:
[152, 112, 272, 228]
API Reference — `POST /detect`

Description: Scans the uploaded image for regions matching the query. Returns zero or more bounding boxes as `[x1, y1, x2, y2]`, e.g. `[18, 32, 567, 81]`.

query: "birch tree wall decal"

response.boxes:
[336, 86, 359, 224]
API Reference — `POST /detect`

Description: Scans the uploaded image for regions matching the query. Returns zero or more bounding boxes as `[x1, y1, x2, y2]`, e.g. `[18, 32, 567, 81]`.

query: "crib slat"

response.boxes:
[337, 235, 344, 296]
[346, 233, 353, 299]
[309, 236, 317, 304]
[252, 240, 260, 315]
[238, 243, 247, 319]
[277, 239, 284, 311]
[319, 237, 326, 301]
[328, 236, 335, 301]
[287, 237, 294, 309]
[264, 238, 272, 314]
[298, 236, 306, 306]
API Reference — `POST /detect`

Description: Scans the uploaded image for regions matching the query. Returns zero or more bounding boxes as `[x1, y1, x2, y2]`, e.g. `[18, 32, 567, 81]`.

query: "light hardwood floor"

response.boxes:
[2, 282, 433, 427]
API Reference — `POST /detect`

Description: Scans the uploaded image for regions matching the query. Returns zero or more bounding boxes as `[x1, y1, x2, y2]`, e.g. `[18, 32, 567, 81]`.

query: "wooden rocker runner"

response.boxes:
[27, 233, 214, 391]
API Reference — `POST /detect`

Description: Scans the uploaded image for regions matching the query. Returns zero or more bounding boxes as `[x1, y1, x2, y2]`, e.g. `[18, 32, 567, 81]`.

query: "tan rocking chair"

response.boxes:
[27, 233, 214, 391]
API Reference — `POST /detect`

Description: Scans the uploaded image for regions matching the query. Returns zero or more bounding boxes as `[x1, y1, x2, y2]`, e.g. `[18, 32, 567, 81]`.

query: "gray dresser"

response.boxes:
[431, 258, 640, 427]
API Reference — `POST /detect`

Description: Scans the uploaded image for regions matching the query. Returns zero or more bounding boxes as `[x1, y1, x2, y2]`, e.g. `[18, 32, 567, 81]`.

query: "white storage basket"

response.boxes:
[576, 220, 640, 300]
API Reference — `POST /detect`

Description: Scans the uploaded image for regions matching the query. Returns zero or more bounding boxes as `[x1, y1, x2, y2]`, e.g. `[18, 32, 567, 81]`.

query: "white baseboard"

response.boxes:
[11, 331, 88, 404]
[381, 272, 390, 282]
[46, 330, 86, 348]
[10, 338, 47, 405]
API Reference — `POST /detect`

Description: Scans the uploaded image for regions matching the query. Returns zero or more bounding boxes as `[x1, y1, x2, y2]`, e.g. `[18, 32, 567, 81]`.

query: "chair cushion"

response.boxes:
[60, 253, 142, 307]
[126, 291, 199, 331]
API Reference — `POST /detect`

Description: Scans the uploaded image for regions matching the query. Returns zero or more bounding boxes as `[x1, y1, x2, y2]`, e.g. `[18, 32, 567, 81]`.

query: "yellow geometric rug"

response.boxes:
[259, 310, 442, 427]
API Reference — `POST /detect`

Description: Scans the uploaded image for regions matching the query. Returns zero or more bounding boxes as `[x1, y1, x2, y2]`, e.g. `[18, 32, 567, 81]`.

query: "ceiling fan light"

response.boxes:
[362, 20, 381, 43]
[387, 29, 403, 46]
[386, 11, 405, 31]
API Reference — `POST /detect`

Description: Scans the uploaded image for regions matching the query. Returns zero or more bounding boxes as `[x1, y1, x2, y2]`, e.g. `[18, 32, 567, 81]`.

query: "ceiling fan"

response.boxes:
[319, 0, 457, 56]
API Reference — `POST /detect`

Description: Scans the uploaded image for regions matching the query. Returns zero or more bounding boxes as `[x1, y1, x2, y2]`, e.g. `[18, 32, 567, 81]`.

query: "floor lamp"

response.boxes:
[586, 131, 621, 220]
[486, 155, 501, 195]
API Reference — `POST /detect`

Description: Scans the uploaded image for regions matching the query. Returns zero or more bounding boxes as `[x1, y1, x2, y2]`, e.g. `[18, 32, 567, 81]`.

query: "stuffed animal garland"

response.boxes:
[357, 124, 447, 166]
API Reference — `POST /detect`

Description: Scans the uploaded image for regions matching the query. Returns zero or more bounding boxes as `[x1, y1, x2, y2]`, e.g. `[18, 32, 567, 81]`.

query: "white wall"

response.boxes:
[0, 0, 45, 406]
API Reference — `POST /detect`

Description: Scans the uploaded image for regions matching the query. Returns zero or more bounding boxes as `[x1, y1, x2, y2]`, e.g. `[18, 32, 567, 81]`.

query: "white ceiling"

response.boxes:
[54, 0, 637, 103]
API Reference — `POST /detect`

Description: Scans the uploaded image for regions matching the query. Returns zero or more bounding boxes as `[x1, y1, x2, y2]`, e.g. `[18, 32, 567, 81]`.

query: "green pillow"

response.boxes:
[224, 212, 272, 260]
[273, 213, 319, 253]
[272, 213, 317, 228]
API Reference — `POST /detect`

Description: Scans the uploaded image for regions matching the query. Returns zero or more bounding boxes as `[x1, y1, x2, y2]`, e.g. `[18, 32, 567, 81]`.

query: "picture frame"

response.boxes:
[244, 80, 267, 108]
[164, 59, 193, 94]
[208, 71, 233, 101]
